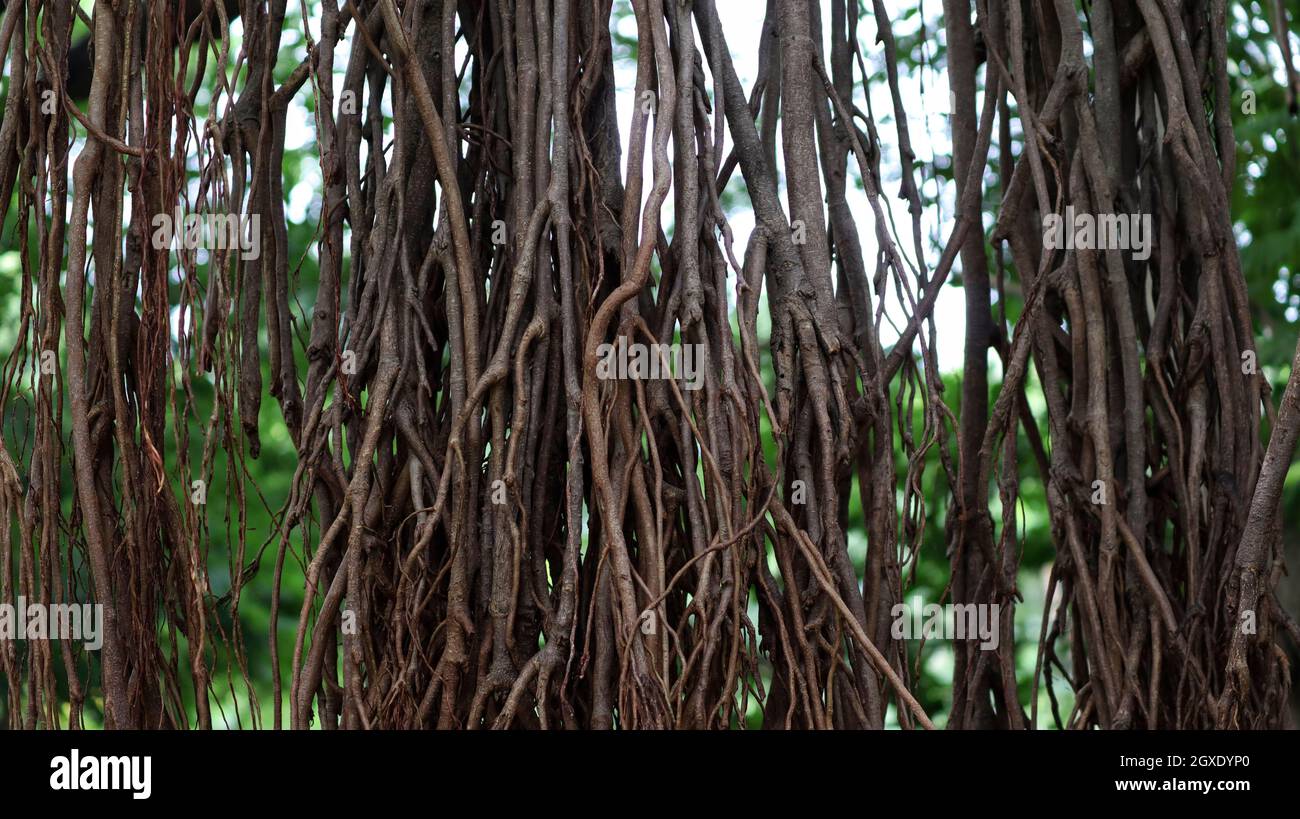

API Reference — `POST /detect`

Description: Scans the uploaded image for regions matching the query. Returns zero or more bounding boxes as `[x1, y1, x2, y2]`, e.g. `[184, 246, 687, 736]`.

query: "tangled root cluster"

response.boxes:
[0, 0, 1295, 729]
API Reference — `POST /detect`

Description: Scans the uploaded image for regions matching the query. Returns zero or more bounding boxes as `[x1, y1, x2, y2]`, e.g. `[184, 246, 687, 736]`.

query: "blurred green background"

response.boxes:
[1, 0, 1298, 729]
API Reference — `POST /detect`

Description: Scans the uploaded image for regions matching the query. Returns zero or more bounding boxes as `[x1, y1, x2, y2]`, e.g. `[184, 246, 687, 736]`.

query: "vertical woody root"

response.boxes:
[0, 0, 1295, 729]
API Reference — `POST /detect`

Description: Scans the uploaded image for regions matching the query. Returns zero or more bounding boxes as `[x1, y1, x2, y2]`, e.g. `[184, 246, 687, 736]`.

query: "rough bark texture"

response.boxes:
[0, 0, 1295, 729]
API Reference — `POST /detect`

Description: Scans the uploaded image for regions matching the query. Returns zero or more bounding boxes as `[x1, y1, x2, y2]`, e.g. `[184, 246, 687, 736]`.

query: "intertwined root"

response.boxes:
[0, 0, 1294, 730]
